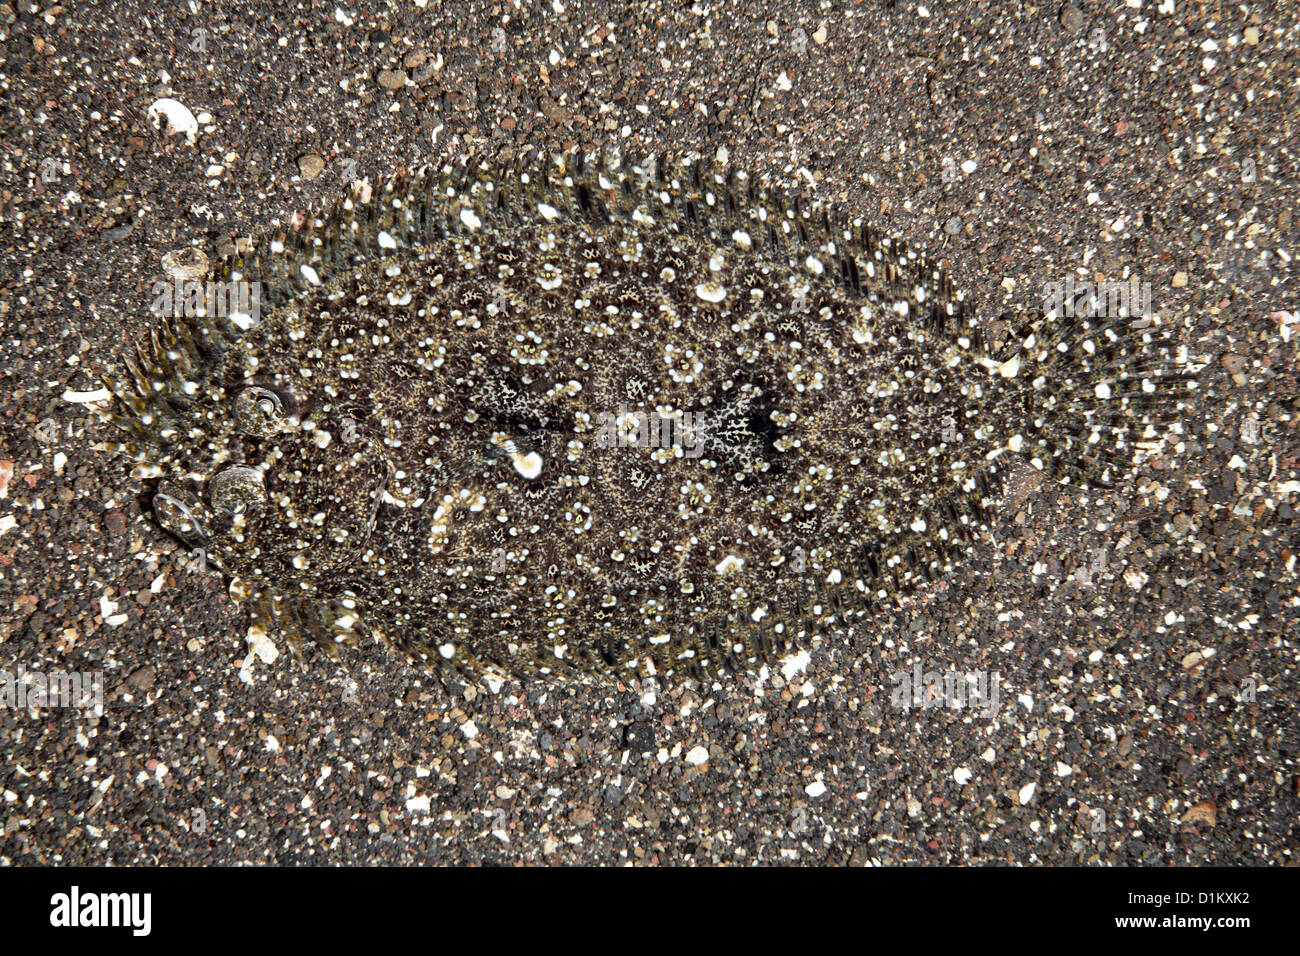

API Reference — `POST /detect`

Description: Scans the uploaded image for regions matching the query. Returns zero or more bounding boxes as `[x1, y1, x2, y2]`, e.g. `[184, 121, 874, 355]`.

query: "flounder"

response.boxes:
[105, 147, 1194, 680]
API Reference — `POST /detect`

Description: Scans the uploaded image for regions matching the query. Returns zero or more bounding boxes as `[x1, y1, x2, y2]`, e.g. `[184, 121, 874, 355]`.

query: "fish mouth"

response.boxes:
[150, 463, 271, 558]
[151, 480, 212, 549]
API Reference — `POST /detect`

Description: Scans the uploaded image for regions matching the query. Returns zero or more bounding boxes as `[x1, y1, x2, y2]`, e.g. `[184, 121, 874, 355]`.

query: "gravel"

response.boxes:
[0, 0, 1295, 865]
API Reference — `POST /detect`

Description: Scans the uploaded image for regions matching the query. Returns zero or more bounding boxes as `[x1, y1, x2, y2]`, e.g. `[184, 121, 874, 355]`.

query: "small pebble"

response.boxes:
[126, 665, 156, 693]
[297, 153, 325, 180]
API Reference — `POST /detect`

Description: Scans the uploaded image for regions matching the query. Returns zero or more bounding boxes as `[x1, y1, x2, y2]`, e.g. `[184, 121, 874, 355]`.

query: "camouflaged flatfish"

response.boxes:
[105, 147, 1195, 680]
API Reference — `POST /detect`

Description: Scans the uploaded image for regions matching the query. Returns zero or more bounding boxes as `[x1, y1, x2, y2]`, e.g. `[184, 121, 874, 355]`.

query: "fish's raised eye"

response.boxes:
[234, 386, 287, 438]
[208, 465, 267, 518]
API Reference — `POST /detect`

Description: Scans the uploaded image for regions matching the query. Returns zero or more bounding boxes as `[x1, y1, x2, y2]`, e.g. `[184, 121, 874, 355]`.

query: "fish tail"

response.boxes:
[1007, 311, 1199, 489]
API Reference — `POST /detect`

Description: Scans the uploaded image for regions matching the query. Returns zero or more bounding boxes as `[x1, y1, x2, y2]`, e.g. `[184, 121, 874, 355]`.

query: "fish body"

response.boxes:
[107, 148, 1193, 679]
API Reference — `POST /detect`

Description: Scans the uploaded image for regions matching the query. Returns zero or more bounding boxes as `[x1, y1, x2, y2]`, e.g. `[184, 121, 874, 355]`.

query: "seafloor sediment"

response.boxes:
[0, 0, 1294, 864]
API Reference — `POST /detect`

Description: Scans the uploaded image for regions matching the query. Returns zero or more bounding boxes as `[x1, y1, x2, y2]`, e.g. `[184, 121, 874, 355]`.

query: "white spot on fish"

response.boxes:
[512, 450, 543, 480]
[695, 282, 726, 303]
[715, 554, 744, 574]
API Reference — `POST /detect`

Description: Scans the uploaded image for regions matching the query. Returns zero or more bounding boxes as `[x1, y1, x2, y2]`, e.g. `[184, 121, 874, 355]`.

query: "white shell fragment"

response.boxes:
[146, 98, 200, 144]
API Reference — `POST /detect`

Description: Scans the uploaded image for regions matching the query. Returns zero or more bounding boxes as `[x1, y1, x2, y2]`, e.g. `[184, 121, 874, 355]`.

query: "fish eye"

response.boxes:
[234, 386, 287, 438]
[207, 465, 267, 518]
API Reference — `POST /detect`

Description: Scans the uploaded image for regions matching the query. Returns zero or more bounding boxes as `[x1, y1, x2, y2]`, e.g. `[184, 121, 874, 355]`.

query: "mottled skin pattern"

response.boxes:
[107, 149, 1191, 680]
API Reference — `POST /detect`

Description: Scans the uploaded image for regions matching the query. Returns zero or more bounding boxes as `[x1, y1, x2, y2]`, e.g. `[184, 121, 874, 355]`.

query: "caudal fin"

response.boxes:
[1007, 311, 1199, 489]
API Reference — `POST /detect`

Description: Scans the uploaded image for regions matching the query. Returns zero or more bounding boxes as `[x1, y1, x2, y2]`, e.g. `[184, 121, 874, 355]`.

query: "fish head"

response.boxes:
[149, 372, 391, 582]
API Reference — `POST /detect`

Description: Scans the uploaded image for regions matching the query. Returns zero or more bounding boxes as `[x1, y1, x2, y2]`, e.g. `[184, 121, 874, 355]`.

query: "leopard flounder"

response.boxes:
[105, 146, 1195, 680]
